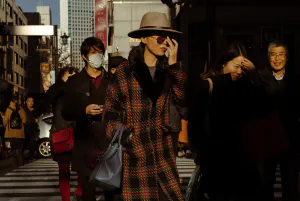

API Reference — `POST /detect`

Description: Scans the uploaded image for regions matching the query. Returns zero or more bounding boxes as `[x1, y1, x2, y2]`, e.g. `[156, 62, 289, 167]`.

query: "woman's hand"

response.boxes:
[166, 37, 178, 66]
[241, 58, 255, 72]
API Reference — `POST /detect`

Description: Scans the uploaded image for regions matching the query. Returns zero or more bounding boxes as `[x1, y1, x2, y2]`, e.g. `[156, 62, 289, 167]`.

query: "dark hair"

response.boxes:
[81, 37, 105, 66]
[57, 67, 79, 79]
[108, 56, 127, 71]
[26, 96, 34, 101]
[202, 42, 248, 79]
[268, 40, 289, 59]
[11, 95, 18, 102]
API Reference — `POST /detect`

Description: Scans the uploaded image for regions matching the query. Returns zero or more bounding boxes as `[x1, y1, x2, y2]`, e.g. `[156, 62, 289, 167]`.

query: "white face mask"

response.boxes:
[87, 53, 104, 69]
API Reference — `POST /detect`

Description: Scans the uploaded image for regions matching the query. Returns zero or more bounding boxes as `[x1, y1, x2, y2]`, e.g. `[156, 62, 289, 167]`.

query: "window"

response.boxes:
[14, 12, 18, 24]
[15, 72, 19, 84]
[14, 52, 18, 64]
[20, 38, 23, 49]
[20, 57, 23, 68]
[19, 18, 23, 25]
[24, 43, 27, 53]
[15, 36, 18, 46]
[8, 73, 12, 82]
[20, 75, 23, 86]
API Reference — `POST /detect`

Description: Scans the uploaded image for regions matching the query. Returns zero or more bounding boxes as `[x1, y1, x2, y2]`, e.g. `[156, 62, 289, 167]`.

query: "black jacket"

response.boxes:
[61, 69, 110, 176]
[258, 67, 300, 151]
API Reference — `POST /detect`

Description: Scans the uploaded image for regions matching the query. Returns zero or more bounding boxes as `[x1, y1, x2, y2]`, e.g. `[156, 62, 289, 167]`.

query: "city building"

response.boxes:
[0, 0, 28, 111]
[59, 0, 71, 68]
[24, 12, 50, 95]
[36, 6, 52, 25]
[62, 0, 95, 70]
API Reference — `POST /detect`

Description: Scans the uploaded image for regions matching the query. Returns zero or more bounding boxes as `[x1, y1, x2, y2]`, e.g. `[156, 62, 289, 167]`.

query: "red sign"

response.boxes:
[95, 0, 107, 49]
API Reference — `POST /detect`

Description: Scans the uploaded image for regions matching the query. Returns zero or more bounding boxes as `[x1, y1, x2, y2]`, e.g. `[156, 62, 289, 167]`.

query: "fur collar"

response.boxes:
[128, 45, 168, 105]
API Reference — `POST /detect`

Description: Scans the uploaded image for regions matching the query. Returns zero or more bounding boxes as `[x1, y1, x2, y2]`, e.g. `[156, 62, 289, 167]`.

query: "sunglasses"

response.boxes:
[152, 36, 174, 46]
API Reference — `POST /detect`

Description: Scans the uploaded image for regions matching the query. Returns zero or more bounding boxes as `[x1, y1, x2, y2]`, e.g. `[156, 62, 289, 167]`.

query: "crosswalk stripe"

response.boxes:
[0, 157, 283, 200]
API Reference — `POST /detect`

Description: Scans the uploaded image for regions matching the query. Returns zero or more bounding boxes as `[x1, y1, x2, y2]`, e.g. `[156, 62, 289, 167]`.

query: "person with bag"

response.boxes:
[45, 67, 82, 201]
[61, 37, 113, 201]
[3, 96, 26, 166]
[103, 12, 186, 201]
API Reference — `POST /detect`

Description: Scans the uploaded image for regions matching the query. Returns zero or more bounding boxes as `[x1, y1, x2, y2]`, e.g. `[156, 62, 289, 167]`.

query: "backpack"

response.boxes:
[9, 108, 22, 129]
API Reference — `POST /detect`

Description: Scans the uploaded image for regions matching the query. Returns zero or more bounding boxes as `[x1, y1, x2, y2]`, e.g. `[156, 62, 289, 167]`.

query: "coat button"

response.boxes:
[86, 92, 90, 96]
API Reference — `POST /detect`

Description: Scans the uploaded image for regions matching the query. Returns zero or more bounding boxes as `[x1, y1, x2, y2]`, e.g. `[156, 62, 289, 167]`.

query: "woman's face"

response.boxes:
[223, 56, 245, 80]
[141, 35, 168, 57]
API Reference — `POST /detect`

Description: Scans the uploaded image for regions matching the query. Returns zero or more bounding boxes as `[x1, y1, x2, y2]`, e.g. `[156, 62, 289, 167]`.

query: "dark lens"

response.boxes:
[156, 36, 166, 44]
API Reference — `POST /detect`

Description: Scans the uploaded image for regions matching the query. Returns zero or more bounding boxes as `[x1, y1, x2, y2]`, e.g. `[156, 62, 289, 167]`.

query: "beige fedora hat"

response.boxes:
[128, 12, 182, 39]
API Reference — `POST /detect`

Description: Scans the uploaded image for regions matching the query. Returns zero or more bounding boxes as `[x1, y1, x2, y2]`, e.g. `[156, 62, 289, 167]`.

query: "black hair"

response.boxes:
[202, 42, 248, 79]
[57, 67, 79, 80]
[81, 37, 105, 66]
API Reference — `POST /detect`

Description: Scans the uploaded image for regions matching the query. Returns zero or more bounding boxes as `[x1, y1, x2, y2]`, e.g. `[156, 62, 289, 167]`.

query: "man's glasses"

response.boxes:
[270, 53, 286, 59]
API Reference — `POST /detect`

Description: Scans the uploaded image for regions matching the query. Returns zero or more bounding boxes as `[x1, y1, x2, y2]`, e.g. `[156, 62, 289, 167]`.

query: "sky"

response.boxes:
[15, 0, 60, 28]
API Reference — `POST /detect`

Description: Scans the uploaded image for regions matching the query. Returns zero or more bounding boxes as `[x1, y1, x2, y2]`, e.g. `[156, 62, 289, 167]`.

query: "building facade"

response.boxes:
[36, 6, 52, 25]
[66, 0, 95, 70]
[0, 0, 28, 111]
[59, 0, 71, 68]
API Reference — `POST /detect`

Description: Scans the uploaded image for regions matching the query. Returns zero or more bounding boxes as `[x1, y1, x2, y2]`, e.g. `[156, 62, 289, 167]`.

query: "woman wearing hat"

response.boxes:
[104, 12, 237, 201]
[104, 12, 185, 201]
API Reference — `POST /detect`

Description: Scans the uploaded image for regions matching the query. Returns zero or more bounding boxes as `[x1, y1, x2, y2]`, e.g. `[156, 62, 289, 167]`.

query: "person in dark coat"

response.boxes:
[23, 96, 39, 160]
[61, 37, 112, 201]
[45, 67, 82, 201]
[190, 42, 270, 201]
[257, 41, 300, 201]
[104, 12, 186, 201]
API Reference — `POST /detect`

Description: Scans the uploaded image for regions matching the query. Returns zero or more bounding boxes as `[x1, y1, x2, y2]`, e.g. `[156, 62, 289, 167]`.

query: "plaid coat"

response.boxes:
[104, 47, 186, 201]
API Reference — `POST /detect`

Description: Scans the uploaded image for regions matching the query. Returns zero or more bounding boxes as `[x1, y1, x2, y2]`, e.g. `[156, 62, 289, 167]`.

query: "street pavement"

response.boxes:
[0, 157, 197, 201]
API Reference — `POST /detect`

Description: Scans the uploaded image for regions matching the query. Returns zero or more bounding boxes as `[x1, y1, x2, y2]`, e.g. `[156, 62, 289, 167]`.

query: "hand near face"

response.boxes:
[166, 37, 179, 66]
[241, 58, 255, 72]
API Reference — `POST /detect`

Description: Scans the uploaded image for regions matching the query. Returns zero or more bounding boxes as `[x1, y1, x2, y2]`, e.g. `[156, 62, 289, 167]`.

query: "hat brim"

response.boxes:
[128, 28, 182, 39]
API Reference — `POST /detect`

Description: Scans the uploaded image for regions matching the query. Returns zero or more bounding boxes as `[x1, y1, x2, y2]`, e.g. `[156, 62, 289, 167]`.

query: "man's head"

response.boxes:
[268, 41, 288, 72]
[26, 96, 34, 108]
[81, 37, 105, 70]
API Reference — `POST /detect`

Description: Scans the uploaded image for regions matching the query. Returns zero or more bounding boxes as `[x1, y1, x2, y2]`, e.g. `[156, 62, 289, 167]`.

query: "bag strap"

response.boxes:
[110, 124, 124, 146]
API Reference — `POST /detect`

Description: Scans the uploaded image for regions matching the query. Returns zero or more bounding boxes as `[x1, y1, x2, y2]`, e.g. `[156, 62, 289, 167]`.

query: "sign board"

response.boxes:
[41, 63, 51, 92]
[95, 0, 108, 49]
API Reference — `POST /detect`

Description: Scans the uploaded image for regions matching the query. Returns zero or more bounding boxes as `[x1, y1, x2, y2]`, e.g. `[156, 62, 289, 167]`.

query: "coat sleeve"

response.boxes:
[167, 62, 187, 106]
[61, 77, 88, 122]
[45, 78, 65, 105]
[103, 71, 128, 141]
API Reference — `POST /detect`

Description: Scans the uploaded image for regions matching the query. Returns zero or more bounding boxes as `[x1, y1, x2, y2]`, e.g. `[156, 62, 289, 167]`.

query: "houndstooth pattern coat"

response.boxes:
[103, 46, 186, 201]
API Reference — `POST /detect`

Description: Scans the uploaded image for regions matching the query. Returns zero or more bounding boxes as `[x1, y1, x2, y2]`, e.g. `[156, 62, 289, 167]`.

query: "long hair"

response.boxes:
[202, 42, 248, 79]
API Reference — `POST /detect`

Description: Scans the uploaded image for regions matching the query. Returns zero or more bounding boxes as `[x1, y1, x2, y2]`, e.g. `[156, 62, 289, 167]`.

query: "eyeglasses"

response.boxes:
[270, 53, 286, 59]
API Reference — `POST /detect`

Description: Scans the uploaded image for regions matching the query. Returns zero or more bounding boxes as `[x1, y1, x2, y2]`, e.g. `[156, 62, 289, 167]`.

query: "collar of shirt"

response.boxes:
[273, 70, 285, 81]
[85, 69, 102, 88]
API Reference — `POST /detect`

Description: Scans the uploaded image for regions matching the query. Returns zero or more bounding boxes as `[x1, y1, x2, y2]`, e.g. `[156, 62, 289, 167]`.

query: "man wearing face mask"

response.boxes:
[61, 37, 112, 201]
